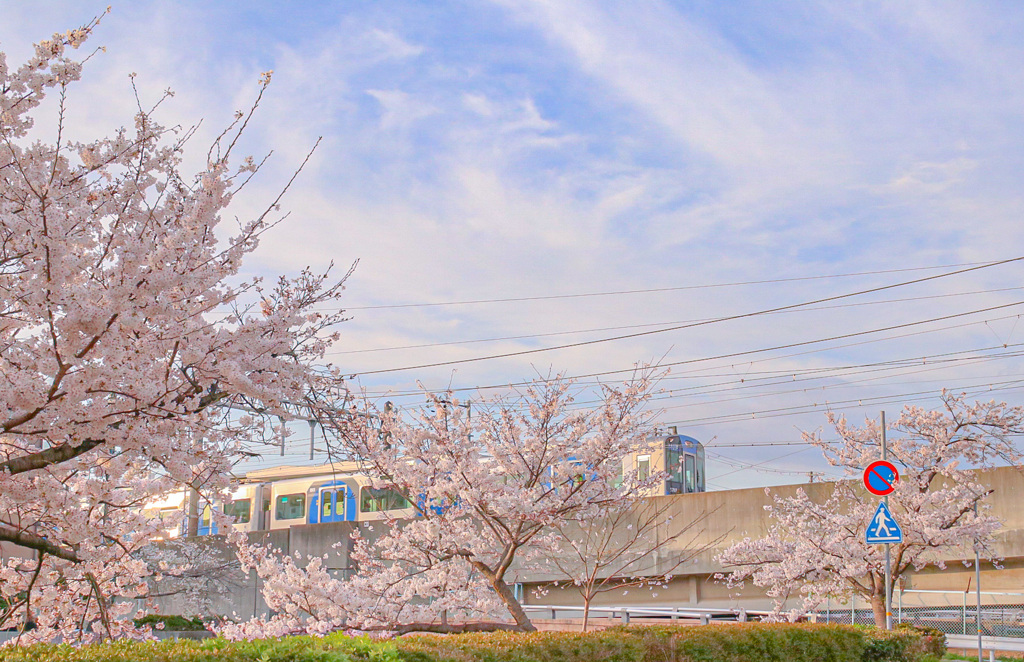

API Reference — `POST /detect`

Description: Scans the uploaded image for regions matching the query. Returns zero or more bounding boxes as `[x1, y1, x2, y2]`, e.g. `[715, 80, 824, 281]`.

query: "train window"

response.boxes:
[275, 493, 306, 520]
[224, 498, 251, 524]
[360, 488, 411, 513]
[636, 455, 651, 482]
[665, 444, 685, 487]
[322, 490, 334, 518]
[696, 445, 705, 492]
[201, 505, 212, 528]
[684, 454, 696, 493]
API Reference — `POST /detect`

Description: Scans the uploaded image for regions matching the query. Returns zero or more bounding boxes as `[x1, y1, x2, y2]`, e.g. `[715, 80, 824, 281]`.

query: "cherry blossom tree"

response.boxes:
[0, 22, 349, 642]
[225, 370, 663, 637]
[717, 393, 1024, 627]
[537, 499, 720, 631]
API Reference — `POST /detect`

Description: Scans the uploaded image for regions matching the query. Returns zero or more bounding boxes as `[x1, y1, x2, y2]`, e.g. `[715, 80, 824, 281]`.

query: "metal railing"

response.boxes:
[521, 604, 759, 624]
[816, 590, 1024, 639]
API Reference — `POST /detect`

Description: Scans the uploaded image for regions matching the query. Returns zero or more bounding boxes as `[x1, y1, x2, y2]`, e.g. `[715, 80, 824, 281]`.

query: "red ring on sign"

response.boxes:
[863, 460, 899, 496]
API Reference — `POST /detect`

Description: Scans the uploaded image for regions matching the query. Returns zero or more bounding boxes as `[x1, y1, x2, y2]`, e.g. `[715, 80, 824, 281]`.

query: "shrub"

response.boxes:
[895, 623, 946, 659]
[0, 623, 930, 662]
[861, 628, 928, 662]
[133, 614, 208, 632]
[611, 623, 869, 662]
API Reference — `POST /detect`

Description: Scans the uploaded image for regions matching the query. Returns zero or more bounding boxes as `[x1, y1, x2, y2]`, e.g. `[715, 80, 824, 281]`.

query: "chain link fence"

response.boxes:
[814, 590, 1024, 638]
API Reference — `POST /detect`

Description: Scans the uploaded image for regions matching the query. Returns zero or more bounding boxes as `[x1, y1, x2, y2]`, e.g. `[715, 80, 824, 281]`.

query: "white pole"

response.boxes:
[976, 500, 983, 662]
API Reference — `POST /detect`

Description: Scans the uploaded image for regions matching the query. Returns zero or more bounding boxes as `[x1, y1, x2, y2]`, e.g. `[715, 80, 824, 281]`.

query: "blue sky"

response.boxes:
[4, 1, 1024, 487]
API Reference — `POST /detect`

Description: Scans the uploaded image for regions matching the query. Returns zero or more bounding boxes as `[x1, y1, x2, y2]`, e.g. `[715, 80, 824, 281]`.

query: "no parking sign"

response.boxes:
[863, 460, 899, 496]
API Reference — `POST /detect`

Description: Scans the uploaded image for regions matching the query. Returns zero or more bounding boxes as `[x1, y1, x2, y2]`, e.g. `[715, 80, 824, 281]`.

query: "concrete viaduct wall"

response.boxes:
[148, 466, 1024, 618]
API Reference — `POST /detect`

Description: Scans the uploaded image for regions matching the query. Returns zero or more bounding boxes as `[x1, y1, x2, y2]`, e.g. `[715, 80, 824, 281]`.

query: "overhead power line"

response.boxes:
[338, 261, 990, 311]
[330, 286, 1024, 357]
[349, 256, 1024, 377]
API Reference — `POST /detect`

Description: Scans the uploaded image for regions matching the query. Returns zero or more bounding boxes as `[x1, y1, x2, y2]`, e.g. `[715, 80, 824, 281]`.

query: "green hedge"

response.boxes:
[132, 615, 208, 632]
[0, 623, 935, 662]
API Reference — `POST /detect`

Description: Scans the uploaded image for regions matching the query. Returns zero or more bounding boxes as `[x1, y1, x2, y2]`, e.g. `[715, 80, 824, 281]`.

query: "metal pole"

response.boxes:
[882, 411, 892, 630]
[309, 419, 316, 461]
[976, 500, 983, 662]
[279, 416, 286, 456]
[963, 590, 968, 635]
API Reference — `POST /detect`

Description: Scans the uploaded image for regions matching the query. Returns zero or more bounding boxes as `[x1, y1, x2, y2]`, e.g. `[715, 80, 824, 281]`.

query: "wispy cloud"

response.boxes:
[5, 0, 1024, 485]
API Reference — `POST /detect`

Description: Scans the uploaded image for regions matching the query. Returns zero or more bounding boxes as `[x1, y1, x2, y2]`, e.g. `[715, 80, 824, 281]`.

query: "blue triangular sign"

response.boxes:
[866, 501, 903, 544]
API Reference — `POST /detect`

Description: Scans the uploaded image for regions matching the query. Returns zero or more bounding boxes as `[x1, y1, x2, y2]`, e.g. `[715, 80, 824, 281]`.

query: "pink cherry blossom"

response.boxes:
[0, 21, 349, 643]
[717, 392, 1024, 627]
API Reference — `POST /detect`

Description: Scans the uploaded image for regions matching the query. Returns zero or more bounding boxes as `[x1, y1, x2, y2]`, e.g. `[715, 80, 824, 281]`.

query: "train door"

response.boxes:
[320, 487, 344, 523]
[198, 504, 217, 536]
[253, 483, 271, 530]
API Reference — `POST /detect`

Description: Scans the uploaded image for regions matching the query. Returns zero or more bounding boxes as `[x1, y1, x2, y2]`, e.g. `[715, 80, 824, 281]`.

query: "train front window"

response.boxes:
[685, 454, 696, 493]
[665, 441, 685, 492]
[224, 498, 251, 524]
[201, 505, 212, 528]
[275, 493, 306, 520]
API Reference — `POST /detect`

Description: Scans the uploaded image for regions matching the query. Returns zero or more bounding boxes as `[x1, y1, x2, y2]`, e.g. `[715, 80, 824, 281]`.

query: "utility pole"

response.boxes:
[308, 419, 317, 461]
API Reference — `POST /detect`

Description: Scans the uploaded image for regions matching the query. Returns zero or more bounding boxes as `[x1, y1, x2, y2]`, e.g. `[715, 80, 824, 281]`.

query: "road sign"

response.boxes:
[866, 501, 903, 544]
[863, 460, 899, 495]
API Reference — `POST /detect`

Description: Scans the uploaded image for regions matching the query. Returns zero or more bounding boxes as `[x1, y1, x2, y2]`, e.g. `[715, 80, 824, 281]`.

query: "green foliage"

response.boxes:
[133, 615, 208, 632]
[895, 623, 947, 659]
[612, 623, 871, 662]
[861, 628, 927, 662]
[0, 623, 932, 662]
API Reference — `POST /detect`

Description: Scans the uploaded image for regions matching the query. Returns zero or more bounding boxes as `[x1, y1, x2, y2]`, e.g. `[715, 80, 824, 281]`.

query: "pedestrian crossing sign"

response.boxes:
[866, 501, 903, 544]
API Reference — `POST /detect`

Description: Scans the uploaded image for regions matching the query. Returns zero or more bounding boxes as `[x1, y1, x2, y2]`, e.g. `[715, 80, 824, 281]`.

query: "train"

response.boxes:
[143, 433, 705, 537]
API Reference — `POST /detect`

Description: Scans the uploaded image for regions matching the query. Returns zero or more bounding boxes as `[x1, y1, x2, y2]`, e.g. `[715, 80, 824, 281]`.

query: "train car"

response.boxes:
[242, 463, 418, 531]
[143, 434, 707, 540]
[630, 430, 706, 496]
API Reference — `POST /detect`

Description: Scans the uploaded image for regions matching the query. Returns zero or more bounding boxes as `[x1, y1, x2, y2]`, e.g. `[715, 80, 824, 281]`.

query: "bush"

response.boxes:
[895, 623, 946, 659]
[612, 623, 872, 662]
[861, 628, 925, 662]
[133, 614, 208, 632]
[0, 623, 931, 662]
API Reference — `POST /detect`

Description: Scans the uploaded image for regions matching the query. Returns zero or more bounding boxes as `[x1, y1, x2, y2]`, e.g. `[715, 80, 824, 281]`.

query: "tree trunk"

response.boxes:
[870, 590, 886, 628]
[582, 594, 591, 632]
[474, 563, 536, 632]
[187, 486, 199, 538]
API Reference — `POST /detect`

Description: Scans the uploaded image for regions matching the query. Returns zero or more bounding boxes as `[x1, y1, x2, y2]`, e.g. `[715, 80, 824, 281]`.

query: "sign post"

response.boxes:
[883, 412, 891, 632]
[862, 412, 902, 630]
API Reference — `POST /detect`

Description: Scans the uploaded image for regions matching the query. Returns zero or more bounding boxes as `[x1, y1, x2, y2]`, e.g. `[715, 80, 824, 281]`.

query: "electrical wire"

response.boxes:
[334, 261, 992, 311]
[348, 257, 1024, 377]
[664, 377, 1024, 426]
[330, 286, 1024, 357]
